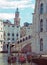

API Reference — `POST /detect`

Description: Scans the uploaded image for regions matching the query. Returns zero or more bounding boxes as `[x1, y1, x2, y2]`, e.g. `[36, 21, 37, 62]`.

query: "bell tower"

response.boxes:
[14, 8, 20, 27]
[14, 8, 20, 40]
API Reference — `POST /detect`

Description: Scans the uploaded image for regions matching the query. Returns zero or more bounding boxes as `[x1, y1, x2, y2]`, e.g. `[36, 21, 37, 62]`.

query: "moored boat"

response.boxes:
[8, 55, 16, 63]
[32, 55, 47, 65]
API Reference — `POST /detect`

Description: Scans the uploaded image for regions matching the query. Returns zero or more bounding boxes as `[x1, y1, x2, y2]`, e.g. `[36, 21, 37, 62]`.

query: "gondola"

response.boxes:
[8, 54, 16, 63]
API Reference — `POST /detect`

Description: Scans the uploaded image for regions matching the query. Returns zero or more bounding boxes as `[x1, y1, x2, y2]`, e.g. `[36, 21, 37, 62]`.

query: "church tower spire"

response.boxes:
[15, 8, 19, 18]
[14, 8, 20, 27]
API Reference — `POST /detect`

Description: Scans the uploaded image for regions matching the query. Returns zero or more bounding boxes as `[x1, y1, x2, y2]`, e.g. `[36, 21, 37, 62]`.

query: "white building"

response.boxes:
[32, 0, 47, 54]
[0, 20, 4, 51]
[24, 22, 32, 36]
[0, 8, 20, 52]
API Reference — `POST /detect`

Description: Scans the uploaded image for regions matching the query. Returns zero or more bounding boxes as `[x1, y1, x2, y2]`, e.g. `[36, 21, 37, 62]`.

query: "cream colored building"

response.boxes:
[20, 23, 32, 38]
[14, 35, 32, 52]
[20, 26, 26, 37]
[32, 0, 47, 54]
[0, 8, 20, 52]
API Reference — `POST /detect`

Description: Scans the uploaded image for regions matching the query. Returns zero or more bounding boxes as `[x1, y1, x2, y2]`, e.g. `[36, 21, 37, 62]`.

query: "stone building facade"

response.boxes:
[0, 8, 20, 52]
[32, 0, 47, 54]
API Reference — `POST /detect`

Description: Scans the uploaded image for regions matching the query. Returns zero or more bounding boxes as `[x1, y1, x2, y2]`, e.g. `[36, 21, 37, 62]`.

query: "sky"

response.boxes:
[0, 0, 35, 26]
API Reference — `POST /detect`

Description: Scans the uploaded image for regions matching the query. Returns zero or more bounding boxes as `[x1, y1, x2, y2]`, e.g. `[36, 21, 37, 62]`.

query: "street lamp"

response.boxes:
[8, 40, 11, 55]
[7, 40, 16, 64]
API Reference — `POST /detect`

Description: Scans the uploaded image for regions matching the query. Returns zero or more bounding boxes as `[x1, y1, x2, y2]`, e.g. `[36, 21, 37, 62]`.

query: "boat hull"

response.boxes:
[32, 57, 47, 65]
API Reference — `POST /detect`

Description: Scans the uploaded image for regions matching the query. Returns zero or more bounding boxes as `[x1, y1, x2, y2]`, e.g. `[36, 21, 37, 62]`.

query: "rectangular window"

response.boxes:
[7, 38, 10, 40]
[12, 33, 14, 36]
[40, 28, 43, 32]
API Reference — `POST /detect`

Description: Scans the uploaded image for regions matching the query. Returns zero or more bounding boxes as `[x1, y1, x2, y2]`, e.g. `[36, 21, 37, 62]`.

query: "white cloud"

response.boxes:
[0, 13, 15, 19]
[0, 0, 35, 9]
[0, 0, 35, 20]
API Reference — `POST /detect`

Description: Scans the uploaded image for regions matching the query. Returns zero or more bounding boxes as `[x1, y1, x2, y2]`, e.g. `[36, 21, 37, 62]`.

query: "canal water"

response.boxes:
[0, 53, 32, 65]
[0, 53, 8, 65]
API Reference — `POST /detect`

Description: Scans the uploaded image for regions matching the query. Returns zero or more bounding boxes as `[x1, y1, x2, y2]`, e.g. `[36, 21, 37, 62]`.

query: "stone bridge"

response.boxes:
[11, 35, 32, 52]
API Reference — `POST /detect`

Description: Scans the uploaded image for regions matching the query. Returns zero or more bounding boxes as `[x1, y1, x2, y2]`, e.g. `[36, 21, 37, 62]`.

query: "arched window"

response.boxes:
[16, 33, 18, 37]
[46, 19, 47, 31]
[17, 41, 19, 44]
[28, 35, 31, 39]
[20, 40, 22, 43]
[40, 38, 43, 51]
[26, 37, 28, 40]
[40, 3, 43, 14]
[23, 38, 25, 41]
[40, 19, 43, 32]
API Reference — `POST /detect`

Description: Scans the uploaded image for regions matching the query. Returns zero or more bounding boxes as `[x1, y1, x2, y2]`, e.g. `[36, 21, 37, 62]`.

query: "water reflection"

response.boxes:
[0, 53, 8, 65]
[0, 53, 31, 65]
[0, 53, 23, 65]
[0, 53, 16, 65]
